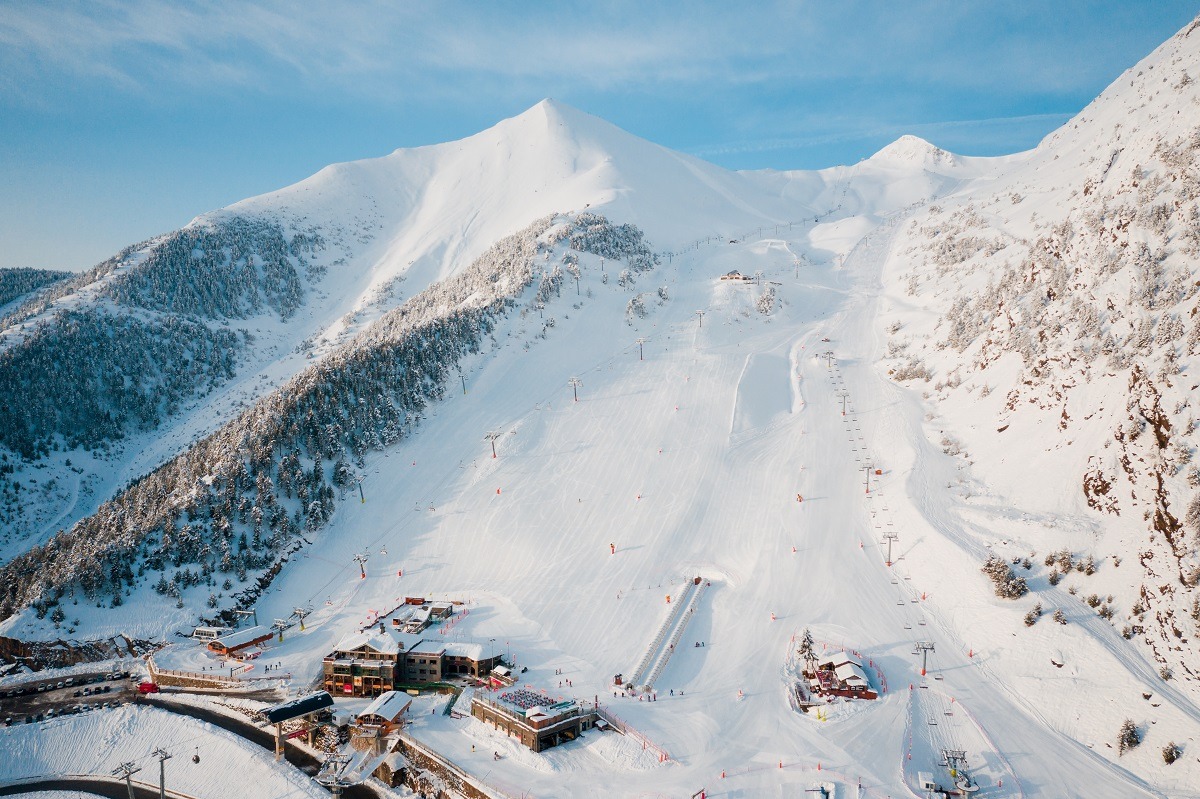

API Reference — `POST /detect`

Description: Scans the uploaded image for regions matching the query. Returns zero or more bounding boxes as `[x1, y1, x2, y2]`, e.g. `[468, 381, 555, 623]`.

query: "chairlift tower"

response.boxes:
[292, 606, 311, 631]
[112, 762, 141, 799]
[636, 337, 646, 361]
[485, 430, 502, 458]
[835, 389, 850, 416]
[152, 748, 171, 799]
[568, 377, 583, 402]
[695, 310, 705, 329]
[914, 641, 935, 677]
[822, 351, 834, 368]
[233, 608, 258, 627]
[272, 618, 290, 642]
[882, 531, 899, 567]
[353, 553, 369, 579]
[864, 462, 876, 494]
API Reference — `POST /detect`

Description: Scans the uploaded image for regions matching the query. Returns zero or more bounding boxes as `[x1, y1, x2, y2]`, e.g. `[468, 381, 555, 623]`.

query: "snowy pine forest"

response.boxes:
[0, 213, 656, 624]
[0, 268, 70, 311]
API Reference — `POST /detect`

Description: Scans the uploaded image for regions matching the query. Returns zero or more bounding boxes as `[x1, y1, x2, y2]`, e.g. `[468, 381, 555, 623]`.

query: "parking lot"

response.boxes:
[1, 670, 134, 726]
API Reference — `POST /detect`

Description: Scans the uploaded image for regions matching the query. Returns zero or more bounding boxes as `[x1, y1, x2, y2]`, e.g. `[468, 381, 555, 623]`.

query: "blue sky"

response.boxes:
[2, 1, 1197, 272]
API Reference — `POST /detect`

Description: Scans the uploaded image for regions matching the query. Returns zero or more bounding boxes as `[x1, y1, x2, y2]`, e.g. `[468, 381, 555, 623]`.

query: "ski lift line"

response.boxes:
[295, 223, 825, 609]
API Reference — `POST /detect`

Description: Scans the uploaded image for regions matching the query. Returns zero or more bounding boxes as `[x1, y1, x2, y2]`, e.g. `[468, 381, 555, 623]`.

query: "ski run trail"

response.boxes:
[84, 202, 1191, 798]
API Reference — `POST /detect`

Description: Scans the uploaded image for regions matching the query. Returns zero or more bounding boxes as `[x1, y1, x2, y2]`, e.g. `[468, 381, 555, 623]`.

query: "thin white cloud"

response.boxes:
[4, 1, 1181, 107]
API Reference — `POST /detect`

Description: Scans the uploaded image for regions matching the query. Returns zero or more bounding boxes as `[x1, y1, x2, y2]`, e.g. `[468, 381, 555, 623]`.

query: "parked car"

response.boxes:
[137, 682, 160, 695]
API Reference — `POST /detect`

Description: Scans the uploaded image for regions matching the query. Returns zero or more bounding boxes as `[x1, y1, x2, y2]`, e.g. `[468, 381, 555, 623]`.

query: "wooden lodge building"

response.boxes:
[355, 690, 412, 734]
[469, 688, 597, 752]
[807, 652, 878, 700]
[207, 625, 273, 657]
[323, 631, 502, 697]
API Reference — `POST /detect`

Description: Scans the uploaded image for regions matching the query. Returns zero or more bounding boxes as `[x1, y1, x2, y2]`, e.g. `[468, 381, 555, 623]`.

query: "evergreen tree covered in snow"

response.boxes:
[1118, 719, 1141, 755]
[0, 268, 71, 310]
[0, 309, 242, 457]
[981, 554, 1029, 599]
[0, 213, 658, 622]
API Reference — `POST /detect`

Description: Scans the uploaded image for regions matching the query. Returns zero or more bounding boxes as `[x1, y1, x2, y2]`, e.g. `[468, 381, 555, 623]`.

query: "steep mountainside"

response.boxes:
[0, 101, 838, 556]
[883, 17, 1200, 688]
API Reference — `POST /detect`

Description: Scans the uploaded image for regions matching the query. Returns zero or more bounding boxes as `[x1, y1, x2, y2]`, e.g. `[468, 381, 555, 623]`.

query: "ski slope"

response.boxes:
[183, 195, 1194, 796]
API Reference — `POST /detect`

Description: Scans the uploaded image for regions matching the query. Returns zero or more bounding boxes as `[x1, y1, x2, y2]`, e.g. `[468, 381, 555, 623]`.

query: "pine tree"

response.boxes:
[1118, 719, 1141, 755]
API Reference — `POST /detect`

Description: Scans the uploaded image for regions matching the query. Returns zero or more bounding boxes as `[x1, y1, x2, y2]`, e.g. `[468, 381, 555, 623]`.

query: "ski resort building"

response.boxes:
[355, 690, 412, 733]
[469, 688, 597, 752]
[207, 625, 273, 657]
[322, 629, 502, 696]
[808, 653, 878, 700]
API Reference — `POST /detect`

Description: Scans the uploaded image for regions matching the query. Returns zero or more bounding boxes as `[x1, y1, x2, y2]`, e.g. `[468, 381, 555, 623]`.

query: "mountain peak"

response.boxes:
[868, 135, 958, 170]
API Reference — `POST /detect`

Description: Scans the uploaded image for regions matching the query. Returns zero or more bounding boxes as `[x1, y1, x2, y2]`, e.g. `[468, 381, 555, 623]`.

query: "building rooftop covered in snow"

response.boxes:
[470, 688, 597, 752]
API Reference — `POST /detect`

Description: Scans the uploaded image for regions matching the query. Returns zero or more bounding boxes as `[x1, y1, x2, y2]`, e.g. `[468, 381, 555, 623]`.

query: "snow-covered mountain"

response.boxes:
[883, 14, 1200, 691]
[5, 17, 1200, 799]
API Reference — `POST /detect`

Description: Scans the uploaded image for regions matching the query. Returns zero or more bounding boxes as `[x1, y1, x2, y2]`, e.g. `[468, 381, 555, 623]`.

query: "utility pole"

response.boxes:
[636, 338, 646, 361]
[864, 462, 875, 494]
[485, 430, 502, 458]
[882, 531, 899, 567]
[353, 553, 369, 579]
[568, 376, 583, 403]
[112, 762, 141, 799]
[835, 389, 850, 416]
[695, 310, 705, 329]
[153, 748, 171, 799]
[914, 641, 935, 677]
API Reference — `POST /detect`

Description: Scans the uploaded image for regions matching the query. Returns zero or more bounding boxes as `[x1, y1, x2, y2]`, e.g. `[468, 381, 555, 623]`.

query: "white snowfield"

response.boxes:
[6, 16, 1200, 799]
[0, 704, 327, 799]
